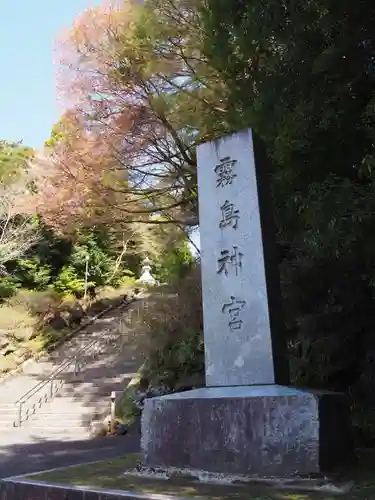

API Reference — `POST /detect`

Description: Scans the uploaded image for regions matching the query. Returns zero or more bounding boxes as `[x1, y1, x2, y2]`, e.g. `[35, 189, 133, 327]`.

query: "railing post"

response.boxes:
[18, 402, 23, 428]
[50, 379, 54, 398]
[110, 391, 117, 434]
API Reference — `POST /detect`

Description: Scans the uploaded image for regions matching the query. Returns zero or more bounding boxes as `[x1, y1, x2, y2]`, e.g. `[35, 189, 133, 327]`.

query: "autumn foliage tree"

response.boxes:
[35, 0, 229, 238]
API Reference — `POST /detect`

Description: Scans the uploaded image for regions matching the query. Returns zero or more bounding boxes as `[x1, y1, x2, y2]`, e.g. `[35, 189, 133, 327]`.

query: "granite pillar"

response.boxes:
[196, 129, 288, 387]
[141, 129, 353, 477]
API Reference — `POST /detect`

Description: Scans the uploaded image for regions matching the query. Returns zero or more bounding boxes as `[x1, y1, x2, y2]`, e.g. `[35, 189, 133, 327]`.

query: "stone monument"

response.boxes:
[141, 129, 353, 477]
[139, 255, 156, 286]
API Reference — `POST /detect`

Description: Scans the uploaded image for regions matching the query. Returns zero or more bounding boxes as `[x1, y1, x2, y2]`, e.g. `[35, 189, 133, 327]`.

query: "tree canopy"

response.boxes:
[200, 0, 375, 436]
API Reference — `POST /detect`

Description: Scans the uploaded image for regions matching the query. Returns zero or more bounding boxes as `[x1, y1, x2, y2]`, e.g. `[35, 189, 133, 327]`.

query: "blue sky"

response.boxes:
[0, 1, 99, 149]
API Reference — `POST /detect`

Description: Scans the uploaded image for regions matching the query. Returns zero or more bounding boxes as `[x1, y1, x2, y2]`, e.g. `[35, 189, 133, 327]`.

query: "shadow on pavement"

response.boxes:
[0, 429, 140, 479]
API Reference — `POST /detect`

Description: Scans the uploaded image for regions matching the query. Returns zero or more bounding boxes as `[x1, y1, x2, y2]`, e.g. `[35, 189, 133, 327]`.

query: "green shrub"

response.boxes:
[153, 240, 195, 285]
[14, 259, 52, 290]
[53, 265, 94, 296]
[117, 388, 142, 425]
[119, 276, 137, 289]
[0, 276, 20, 300]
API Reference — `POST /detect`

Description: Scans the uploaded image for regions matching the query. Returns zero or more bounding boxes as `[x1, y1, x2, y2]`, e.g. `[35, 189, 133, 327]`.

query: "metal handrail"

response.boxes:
[14, 333, 114, 428]
[13, 294, 141, 427]
[15, 330, 110, 406]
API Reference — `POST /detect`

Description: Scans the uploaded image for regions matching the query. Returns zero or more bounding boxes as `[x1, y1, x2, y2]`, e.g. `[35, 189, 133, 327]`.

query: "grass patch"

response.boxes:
[23, 452, 375, 500]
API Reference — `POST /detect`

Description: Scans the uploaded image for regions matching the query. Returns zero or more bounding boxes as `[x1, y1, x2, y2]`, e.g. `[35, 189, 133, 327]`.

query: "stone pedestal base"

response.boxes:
[141, 385, 353, 477]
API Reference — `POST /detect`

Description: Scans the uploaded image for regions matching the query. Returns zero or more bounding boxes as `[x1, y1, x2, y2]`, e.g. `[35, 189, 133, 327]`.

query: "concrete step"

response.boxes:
[0, 413, 18, 420]
[28, 409, 110, 419]
[30, 404, 110, 413]
[0, 406, 18, 418]
[1, 404, 111, 428]
[57, 384, 127, 395]
[24, 421, 92, 427]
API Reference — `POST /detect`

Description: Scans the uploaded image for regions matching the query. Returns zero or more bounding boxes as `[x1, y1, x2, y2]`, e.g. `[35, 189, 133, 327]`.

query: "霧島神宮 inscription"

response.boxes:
[222, 296, 247, 332]
[219, 200, 240, 230]
[215, 157, 237, 187]
[215, 156, 246, 333]
[217, 246, 243, 277]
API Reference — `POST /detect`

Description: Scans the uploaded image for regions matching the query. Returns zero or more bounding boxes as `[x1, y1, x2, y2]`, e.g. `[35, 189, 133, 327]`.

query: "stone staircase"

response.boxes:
[18, 365, 137, 440]
[0, 298, 144, 445]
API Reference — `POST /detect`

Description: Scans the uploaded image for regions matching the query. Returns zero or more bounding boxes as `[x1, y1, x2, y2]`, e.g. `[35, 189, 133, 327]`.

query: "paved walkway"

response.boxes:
[0, 430, 140, 479]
